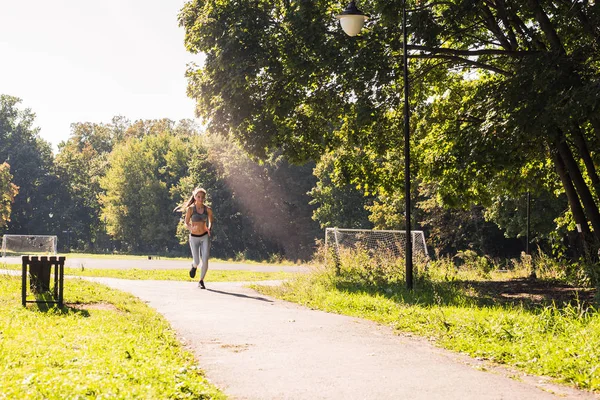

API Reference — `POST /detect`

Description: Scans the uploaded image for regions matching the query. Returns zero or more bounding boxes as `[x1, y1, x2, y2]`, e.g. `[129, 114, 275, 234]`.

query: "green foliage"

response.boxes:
[54, 121, 118, 251]
[0, 276, 225, 399]
[419, 196, 523, 258]
[366, 196, 405, 230]
[175, 133, 322, 261]
[0, 95, 60, 235]
[452, 250, 494, 277]
[101, 129, 191, 253]
[179, 0, 600, 269]
[333, 245, 409, 287]
[309, 152, 373, 229]
[485, 191, 566, 250]
[0, 162, 18, 229]
[180, 0, 404, 163]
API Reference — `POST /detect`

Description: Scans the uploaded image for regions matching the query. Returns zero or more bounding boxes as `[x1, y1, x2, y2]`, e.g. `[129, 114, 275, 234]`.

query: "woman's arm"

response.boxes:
[184, 207, 192, 231]
[207, 208, 213, 233]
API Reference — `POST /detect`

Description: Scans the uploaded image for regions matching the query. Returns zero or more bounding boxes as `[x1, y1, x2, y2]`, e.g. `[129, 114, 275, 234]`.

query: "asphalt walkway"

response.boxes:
[86, 277, 598, 400]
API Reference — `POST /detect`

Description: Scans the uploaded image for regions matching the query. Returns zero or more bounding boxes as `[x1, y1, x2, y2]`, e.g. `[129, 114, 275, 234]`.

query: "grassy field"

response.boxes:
[0, 261, 292, 398]
[62, 268, 294, 281]
[253, 254, 600, 393]
[0, 276, 225, 399]
[3, 250, 599, 395]
[1, 263, 294, 282]
[15, 252, 303, 266]
[0, 264, 292, 399]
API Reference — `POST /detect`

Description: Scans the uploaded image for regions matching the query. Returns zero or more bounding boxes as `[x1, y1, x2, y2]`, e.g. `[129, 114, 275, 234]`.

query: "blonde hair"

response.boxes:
[174, 187, 207, 212]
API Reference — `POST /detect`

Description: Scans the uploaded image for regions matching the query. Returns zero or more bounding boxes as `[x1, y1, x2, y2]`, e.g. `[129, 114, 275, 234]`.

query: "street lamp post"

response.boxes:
[337, 0, 413, 289]
[526, 191, 531, 255]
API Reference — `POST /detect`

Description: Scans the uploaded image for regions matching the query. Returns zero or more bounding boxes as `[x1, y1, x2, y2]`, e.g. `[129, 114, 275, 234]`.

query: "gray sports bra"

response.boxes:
[190, 205, 208, 223]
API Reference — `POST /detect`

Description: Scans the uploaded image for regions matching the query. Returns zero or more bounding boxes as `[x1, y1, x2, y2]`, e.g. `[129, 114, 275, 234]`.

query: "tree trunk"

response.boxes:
[571, 125, 600, 200]
[555, 137, 600, 241]
[550, 147, 591, 236]
[526, 0, 566, 53]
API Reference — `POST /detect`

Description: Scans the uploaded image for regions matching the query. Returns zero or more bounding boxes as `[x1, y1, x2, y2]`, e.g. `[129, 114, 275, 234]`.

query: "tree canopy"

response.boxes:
[0, 95, 58, 234]
[179, 0, 600, 251]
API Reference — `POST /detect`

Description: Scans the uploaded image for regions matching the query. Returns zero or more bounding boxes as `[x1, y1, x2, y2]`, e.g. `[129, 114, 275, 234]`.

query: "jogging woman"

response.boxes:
[176, 187, 213, 288]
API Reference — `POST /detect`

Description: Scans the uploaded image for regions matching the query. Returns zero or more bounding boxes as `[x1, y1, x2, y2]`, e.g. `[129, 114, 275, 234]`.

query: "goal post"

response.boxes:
[324, 228, 429, 271]
[1, 235, 58, 258]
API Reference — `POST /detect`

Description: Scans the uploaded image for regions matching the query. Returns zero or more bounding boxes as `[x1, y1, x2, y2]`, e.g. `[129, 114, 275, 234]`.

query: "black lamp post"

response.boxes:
[526, 191, 531, 255]
[337, 0, 413, 290]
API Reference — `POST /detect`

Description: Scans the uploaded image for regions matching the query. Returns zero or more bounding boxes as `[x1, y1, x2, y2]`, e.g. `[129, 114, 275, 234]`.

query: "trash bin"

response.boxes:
[28, 258, 51, 292]
[22, 256, 65, 307]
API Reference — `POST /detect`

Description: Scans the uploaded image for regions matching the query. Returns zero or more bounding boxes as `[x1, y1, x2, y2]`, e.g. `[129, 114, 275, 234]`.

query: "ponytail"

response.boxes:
[173, 187, 206, 213]
[173, 193, 195, 213]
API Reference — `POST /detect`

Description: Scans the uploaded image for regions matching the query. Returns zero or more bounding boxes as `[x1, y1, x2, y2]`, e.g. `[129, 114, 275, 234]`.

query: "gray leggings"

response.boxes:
[189, 234, 210, 280]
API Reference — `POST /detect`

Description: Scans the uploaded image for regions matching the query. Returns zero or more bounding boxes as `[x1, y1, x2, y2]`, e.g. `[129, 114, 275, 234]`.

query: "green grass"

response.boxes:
[253, 266, 600, 392]
[61, 268, 292, 282]
[0, 276, 225, 399]
[45, 252, 303, 266]
[1, 263, 293, 281]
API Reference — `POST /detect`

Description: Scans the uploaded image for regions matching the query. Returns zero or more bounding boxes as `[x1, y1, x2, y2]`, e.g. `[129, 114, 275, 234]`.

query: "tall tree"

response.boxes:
[310, 152, 374, 230]
[0, 162, 19, 229]
[180, 0, 600, 252]
[54, 122, 118, 250]
[100, 129, 191, 253]
[0, 95, 60, 234]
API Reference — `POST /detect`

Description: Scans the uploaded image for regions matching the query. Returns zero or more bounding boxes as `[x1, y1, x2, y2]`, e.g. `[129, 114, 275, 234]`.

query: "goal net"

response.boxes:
[325, 228, 429, 269]
[1, 235, 58, 258]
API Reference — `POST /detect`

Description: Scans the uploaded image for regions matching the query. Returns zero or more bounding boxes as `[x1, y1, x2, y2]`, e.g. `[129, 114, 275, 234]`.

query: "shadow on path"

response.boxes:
[206, 288, 273, 302]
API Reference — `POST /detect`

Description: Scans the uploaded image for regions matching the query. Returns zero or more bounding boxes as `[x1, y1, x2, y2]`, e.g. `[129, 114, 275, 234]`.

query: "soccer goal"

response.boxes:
[1, 235, 58, 258]
[324, 228, 429, 268]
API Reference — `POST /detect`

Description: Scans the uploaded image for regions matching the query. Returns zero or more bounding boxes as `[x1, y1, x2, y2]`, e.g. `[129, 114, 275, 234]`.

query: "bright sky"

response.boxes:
[0, 0, 205, 151]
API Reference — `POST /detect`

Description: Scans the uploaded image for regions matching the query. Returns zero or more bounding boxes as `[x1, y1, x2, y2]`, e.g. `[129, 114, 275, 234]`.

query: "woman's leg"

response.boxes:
[189, 235, 201, 268]
[199, 234, 211, 280]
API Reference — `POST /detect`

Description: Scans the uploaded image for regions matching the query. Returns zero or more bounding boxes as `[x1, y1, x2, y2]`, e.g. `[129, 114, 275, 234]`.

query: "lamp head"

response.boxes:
[335, 1, 368, 37]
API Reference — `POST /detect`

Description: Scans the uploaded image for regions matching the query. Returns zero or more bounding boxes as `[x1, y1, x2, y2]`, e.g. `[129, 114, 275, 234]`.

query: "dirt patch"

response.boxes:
[462, 278, 597, 308]
[220, 343, 252, 353]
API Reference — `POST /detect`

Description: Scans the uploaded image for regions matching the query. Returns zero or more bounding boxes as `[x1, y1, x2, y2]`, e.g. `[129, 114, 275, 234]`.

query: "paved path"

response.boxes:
[85, 277, 598, 400]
